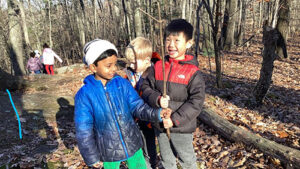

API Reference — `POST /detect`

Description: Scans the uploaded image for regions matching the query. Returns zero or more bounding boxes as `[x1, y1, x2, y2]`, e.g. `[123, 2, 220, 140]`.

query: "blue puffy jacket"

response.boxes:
[75, 74, 162, 166]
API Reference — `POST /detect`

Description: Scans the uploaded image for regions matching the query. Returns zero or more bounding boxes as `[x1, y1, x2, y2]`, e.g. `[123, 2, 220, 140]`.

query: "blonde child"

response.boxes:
[124, 37, 157, 169]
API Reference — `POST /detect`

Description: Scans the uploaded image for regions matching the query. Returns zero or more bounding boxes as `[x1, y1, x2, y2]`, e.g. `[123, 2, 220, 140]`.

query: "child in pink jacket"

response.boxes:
[26, 52, 43, 74]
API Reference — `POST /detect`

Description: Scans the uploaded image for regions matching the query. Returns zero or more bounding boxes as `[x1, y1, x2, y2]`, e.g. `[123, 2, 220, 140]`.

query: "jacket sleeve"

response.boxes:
[37, 59, 43, 69]
[171, 71, 205, 127]
[74, 90, 100, 166]
[140, 67, 162, 108]
[124, 79, 162, 122]
[52, 50, 63, 63]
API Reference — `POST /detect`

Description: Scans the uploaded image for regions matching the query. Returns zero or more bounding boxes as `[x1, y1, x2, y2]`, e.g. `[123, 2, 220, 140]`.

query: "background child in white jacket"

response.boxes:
[42, 43, 62, 75]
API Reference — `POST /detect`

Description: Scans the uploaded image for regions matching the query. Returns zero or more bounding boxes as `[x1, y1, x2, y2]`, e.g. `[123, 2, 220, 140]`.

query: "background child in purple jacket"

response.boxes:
[26, 51, 43, 74]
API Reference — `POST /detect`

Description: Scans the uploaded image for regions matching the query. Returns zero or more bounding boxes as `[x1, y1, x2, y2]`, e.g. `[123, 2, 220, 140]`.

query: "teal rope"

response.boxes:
[6, 89, 22, 139]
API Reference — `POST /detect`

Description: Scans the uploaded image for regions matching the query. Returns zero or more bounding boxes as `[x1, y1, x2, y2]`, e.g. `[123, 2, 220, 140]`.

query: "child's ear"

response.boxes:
[186, 39, 194, 49]
[89, 64, 96, 73]
[146, 57, 151, 63]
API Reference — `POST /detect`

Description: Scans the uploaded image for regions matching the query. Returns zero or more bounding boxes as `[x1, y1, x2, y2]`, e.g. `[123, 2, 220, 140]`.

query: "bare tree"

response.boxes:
[252, 0, 290, 105]
[47, 0, 53, 47]
[8, 0, 26, 75]
[134, 0, 143, 37]
[276, 0, 290, 58]
[224, 0, 238, 51]
[236, 0, 246, 45]
[203, 0, 223, 88]
[75, 0, 86, 50]
[19, 0, 30, 49]
[181, 0, 187, 19]
[122, 0, 132, 41]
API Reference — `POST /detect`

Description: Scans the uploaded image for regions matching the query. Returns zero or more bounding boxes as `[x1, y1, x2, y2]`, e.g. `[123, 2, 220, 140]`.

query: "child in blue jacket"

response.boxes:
[74, 39, 171, 169]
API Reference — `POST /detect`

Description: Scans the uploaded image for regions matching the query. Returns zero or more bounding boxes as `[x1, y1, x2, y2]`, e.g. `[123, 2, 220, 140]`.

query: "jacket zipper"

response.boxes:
[166, 62, 173, 93]
[104, 87, 129, 159]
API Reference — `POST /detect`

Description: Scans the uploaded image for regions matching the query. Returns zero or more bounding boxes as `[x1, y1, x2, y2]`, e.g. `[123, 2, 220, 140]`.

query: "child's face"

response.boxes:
[129, 58, 150, 73]
[165, 32, 192, 60]
[89, 55, 118, 85]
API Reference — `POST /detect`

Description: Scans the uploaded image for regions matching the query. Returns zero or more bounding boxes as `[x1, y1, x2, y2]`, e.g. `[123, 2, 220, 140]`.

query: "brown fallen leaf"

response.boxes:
[276, 130, 289, 138]
[233, 157, 247, 167]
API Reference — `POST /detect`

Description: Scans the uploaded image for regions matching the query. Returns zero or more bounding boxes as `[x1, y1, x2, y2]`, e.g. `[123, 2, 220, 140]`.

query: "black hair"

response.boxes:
[30, 52, 36, 58]
[93, 49, 117, 66]
[164, 19, 193, 41]
[43, 43, 49, 48]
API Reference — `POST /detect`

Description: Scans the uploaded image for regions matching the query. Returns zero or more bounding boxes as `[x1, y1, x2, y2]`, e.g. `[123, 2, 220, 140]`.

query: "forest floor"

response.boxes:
[0, 33, 299, 169]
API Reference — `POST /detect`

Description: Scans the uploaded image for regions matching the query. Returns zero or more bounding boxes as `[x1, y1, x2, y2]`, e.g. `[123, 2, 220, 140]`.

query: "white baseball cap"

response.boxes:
[83, 39, 118, 65]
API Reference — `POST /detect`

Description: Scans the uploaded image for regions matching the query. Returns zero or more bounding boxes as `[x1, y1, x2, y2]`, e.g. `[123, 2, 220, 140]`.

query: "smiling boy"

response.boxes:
[141, 19, 206, 169]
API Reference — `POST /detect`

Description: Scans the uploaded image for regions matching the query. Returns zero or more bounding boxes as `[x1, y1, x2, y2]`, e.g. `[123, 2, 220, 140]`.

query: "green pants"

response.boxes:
[103, 148, 147, 169]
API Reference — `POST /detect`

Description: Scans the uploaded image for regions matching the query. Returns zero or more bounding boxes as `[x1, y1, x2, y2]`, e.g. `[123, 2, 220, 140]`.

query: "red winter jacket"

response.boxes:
[141, 55, 205, 133]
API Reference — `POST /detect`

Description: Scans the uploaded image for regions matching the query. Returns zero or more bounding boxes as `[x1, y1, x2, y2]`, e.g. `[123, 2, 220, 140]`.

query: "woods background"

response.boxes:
[0, 0, 300, 168]
[0, 0, 299, 76]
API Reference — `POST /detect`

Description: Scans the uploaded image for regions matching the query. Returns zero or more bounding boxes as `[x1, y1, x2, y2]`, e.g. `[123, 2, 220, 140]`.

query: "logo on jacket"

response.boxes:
[178, 74, 185, 79]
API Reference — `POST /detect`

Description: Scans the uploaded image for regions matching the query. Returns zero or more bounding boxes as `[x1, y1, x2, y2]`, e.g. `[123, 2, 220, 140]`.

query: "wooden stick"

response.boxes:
[156, 2, 170, 139]
[138, 2, 170, 140]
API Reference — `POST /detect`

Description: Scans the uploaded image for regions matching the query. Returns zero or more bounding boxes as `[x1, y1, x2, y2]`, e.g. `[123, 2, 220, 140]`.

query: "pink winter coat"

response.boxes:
[27, 57, 42, 71]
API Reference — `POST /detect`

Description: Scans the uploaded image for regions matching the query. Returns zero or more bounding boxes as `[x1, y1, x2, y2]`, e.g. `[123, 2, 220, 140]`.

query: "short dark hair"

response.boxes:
[93, 49, 117, 66]
[43, 43, 49, 48]
[164, 19, 193, 41]
[30, 52, 35, 58]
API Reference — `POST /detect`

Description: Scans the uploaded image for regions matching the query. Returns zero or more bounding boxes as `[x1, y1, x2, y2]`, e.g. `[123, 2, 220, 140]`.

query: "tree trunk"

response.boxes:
[252, 25, 279, 105]
[199, 108, 300, 169]
[134, 0, 143, 37]
[219, 8, 229, 49]
[8, 0, 26, 76]
[195, 0, 203, 58]
[276, 0, 290, 58]
[169, 0, 173, 20]
[27, 0, 41, 51]
[188, 0, 194, 23]
[224, 0, 238, 51]
[258, 0, 264, 28]
[214, 0, 222, 88]
[47, 0, 53, 48]
[113, 0, 122, 45]
[92, 0, 98, 37]
[19, 0, 30, 49]
[203, 0, 223, 88]
[181, 0, 187, 19]
[75, 0, 86, 50]
[272, 0, 280, 28]
[237, 0, 246, 45]
[122, 0, 132, 41]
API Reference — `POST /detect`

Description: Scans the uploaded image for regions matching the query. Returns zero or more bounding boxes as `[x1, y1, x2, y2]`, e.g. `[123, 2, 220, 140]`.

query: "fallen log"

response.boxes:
[199, 108, 300, 168]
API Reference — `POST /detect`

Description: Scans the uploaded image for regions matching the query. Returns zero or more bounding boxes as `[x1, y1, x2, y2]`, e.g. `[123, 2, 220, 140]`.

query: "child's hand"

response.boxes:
[159, 95, 170, 108]
[160, 108, 172, 119]
[163, 118, 173, 129]
[92, 161, 102, 168]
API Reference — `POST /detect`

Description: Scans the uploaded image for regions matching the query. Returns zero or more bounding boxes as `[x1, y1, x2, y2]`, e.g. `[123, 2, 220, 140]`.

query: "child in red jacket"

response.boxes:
[141, 19, 205, 169]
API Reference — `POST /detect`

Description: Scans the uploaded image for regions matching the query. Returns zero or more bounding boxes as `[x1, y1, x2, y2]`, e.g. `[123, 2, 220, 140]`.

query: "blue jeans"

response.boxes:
[34, 70, 41, 74]
[155, 130, 197, 169]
